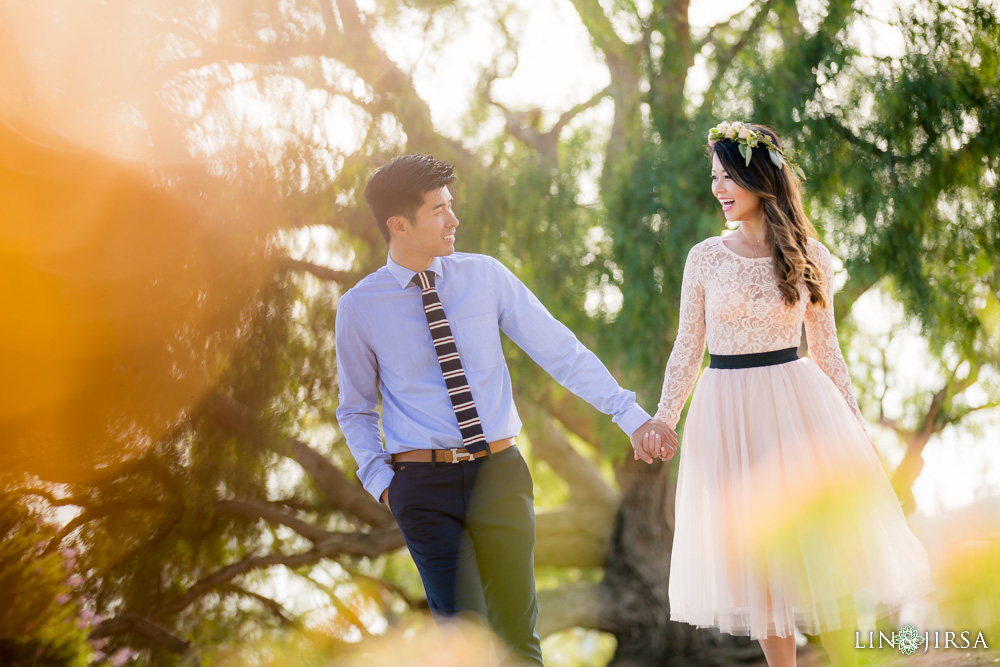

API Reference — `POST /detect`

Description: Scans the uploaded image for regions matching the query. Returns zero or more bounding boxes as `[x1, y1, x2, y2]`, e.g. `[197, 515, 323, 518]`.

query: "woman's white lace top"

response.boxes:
[654, 235, 865, 429]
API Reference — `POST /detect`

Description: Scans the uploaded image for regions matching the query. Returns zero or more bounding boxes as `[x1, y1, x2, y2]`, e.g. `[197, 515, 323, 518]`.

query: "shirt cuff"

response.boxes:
[615, 404, 653, 436]
[364, 465, 396, 504]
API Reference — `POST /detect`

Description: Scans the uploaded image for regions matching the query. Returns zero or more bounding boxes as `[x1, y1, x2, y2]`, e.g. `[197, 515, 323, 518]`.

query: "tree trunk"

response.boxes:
[599, 463, 760, 665]
[891, 433, 931, 515]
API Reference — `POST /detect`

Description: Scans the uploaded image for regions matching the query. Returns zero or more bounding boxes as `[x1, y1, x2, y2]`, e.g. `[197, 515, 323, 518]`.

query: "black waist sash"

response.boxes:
[709, 347, 799, 369]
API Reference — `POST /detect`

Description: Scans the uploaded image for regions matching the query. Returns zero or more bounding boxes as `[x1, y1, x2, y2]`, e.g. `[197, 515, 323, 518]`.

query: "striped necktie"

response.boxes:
[412, 270, 489, 453]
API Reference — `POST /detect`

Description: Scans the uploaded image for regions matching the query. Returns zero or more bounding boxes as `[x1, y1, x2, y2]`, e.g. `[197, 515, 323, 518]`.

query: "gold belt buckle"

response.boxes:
[450, 448, 475, 463]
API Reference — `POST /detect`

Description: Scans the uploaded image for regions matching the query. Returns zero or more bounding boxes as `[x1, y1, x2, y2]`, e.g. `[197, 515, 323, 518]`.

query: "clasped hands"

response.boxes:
[630, 419, 678, 464]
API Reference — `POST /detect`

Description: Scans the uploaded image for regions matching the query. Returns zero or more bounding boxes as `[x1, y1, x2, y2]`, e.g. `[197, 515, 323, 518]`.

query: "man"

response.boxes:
[335, 155, 676, 665]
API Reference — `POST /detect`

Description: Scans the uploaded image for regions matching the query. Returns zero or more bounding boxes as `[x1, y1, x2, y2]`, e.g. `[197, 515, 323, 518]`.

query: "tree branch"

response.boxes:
[550, 86, 612, 137]
[284, 438, 395, 528]
[918, 384, 949, 440]
[567, 0, 643, 178]
[889, 362, 981, 513]
[692, 0, 756, 52]
[223, 584, 298, 628]
[155, 39, 331, 86]
[301, 572, 373, 638]
[340, 563, 428, 611]
[281, 258, 360, 285]
[566, 0, 630, 60]
[536, 582, 604, 637]
[42, 498, 158, 556]
[43, 509, 107, 556]
[523, 404, 619, 509]
[214, 498, 343, 544]
[5, 487, 86, 509]
[698, 0, 777, 117]
[329, 0, 476, 168]
[483, 78, 608, 165]
[206, 393, 393, 528]
[537, 387, 600, 447]
[274, 495, 326, 513]
[535, 507, 614, 568]
[21, 450, 175, 487]
[91, 614, 191, 655]
[956, 400, 1000, 417]
[835, 259, 879, 325]
[328, 590, 373, 638]
[822, 115, 889, 158]
[148, 526, 403, 620]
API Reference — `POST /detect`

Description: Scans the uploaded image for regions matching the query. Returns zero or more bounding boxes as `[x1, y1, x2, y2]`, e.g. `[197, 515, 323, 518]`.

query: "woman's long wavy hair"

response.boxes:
[712, 125, 828, 309]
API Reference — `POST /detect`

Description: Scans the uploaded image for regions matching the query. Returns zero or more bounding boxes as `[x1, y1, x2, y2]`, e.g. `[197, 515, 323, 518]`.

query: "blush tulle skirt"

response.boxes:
[668, 357, 934, 639]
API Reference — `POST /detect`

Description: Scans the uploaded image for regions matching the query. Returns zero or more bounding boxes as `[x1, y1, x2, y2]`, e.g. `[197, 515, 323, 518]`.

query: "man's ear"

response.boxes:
[386, 215, 408, 238]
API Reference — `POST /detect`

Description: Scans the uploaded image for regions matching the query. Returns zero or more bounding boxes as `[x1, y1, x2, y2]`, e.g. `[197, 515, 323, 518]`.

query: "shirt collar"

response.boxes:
[385, 252, 446, 289]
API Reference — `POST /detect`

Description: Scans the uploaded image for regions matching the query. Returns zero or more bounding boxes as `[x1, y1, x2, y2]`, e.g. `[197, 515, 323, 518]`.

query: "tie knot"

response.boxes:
[412, 271, 436, 289]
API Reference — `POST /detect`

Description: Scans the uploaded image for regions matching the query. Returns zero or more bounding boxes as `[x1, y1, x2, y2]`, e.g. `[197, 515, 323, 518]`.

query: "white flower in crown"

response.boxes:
[705, 120, 806, 179]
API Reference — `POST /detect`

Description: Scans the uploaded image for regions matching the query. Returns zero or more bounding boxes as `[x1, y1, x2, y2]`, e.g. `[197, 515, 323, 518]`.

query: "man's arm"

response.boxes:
[334, 296, 395, 502]
[491, 259, 677, 462]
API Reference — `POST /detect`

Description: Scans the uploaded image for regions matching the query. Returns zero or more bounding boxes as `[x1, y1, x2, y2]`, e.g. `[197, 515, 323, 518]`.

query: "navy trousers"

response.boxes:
[387, 445, 543, 666]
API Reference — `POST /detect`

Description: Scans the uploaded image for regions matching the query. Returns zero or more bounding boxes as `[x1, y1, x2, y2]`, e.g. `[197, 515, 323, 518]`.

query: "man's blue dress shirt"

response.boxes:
[335, 252, 651, 501]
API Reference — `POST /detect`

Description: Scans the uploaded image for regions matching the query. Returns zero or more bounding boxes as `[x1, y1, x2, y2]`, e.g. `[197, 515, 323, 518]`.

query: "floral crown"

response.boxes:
[707, 121, 805, 180]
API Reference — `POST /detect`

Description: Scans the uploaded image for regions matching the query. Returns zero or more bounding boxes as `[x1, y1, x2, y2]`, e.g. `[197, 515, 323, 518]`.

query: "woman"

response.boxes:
[646, 122, 934, 666]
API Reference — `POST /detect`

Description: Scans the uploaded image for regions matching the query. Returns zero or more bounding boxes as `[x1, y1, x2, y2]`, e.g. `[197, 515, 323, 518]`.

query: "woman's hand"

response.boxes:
[630, 420, 678, 463]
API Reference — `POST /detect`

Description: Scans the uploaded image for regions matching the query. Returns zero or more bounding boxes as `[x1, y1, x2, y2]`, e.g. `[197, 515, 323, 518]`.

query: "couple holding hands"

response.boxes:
[335, 123, 933, 666]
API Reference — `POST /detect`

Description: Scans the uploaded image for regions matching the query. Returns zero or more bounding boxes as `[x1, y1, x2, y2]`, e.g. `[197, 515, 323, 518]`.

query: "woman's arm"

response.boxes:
[803, 240, 866, 428]
[654, 245, 708, 429]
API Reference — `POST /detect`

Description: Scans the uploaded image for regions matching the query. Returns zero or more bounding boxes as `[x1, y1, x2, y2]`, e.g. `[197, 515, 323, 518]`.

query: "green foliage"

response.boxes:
[599, 122, 720, 416]
[0, 502, 93, 666]
[784, 1, 1000, 362]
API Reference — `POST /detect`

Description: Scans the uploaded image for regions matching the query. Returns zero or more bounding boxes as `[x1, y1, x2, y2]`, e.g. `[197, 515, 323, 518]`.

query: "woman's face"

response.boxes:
[711, 152, 761, 224]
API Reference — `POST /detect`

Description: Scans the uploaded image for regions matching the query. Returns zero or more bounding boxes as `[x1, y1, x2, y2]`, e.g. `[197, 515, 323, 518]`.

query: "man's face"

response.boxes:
[392, 186, 459, 264]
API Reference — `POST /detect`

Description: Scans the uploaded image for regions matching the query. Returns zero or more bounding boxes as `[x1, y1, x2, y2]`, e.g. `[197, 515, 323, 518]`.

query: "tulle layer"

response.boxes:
[668, 358, 934, 639]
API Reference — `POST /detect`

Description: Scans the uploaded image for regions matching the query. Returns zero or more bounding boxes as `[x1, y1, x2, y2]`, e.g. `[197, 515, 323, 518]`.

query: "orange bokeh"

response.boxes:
[0, 118, 278, 483]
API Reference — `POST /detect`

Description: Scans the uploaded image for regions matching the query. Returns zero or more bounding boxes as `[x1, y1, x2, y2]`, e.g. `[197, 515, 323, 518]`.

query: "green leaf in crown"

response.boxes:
[706, 120, 804, 179]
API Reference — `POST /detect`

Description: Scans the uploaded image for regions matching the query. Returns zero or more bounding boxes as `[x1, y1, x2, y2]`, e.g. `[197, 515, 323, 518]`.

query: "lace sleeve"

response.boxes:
[803, 241, 866, 428]
[654, 245, 707, 429]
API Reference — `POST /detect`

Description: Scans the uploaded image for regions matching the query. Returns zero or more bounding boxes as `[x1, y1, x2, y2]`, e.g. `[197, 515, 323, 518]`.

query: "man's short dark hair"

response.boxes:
[363, 155, 456, 243]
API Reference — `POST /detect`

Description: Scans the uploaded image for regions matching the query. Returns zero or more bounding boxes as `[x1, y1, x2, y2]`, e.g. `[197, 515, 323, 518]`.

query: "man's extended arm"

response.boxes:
[491, 258, 676, 461]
